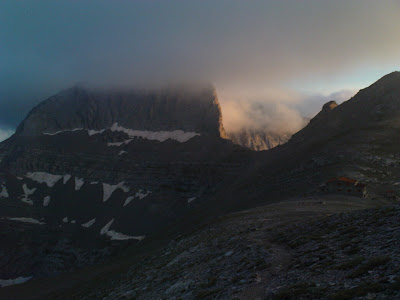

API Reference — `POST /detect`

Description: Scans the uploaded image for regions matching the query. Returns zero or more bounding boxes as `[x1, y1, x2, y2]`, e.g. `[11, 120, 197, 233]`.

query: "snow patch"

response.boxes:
[21, 184, 36, 205]
[0, 276, 33, 287]
[43, 124, 199, 143]
[187, 197, 196, 203]
[71, 220, 76, 224]
[62, 217, 68, 223]
[43, 196, 50, 207]
[81, 218, 96, 228]
[135, 189, 151, 200]
[108, 141, 124, 147]
[102, 182, 130, 202]
[100, 219, 114, 235]
[63, 174, 71, 184]
[110, 123, 199, 143]
[118, 150, 127, 155]
[43, 128, 83, 135]
[0, 185, 9, 198]
[123, 196, 134, 207]
[25, 172, 62, 187]
[100, 218, 145, 241]
[88, 129, 105, 136]
[75, 177, 84, 191]
[106, 230, 145, 241]
[6, 217, 45, 225]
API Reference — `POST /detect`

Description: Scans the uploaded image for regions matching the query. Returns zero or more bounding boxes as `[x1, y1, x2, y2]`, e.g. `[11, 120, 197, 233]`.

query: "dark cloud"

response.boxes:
[1, 0, 399, 137]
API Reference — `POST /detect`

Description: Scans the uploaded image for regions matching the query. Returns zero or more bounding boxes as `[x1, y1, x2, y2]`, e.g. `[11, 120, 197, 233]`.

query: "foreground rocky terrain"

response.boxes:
[2, 195, 396, 299]
[125, 198, 397, 300]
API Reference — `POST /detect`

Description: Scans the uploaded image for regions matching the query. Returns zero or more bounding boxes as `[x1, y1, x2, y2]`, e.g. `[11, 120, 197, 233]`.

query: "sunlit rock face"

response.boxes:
[227, 128, 292, 151]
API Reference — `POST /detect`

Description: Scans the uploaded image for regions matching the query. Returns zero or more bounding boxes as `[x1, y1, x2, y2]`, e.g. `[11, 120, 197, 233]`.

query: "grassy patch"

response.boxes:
[329, 282, 384, 300]
[333, 256, 364, 270]
[272, 282, 326, 299]
[348, 256, 391, 278]
[254, 257, 271, 270]
[194, 288, 222, 299]
[344, 245, 361, 255]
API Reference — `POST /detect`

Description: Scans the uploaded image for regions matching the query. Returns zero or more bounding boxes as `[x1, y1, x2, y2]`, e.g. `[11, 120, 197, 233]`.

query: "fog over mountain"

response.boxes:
[1, 1, 400, 141]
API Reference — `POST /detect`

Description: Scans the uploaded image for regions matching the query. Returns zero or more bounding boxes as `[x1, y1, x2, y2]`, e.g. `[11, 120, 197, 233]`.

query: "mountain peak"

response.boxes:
[322, 100, 338, 112]
[16, 85, 226, 138]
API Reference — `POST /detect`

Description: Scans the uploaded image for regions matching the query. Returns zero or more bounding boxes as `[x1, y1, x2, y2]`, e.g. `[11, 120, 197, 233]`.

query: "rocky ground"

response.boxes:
[0, 219, 118, 281]
[71, 195, 398, 300]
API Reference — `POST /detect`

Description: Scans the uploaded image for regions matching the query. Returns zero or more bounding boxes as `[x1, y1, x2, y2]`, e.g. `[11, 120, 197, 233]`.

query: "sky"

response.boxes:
[1, 1, 400, 141]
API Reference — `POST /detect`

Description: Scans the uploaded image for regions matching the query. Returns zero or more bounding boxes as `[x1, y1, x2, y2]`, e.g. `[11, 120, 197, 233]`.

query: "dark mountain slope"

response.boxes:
[0, 86, 249, 283]
[204, 71, 400, 214]
[16, 85, 227, 138]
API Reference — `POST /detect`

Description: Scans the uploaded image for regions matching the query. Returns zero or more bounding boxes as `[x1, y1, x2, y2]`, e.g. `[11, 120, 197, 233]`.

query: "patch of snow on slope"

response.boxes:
[118, 150, 127, 155]
[102, 182, 130, 202]
[100, 218, 144, 241]
[106, 230, 145, 241]
[187, 197, 196, 203]
[0, 276, 33, 287]
[43, 125, 199, 143]
[110, 123, 200, 143]
[21, 184, 36, 205]
[63, 174, 71, 184]
[88, 129, 105, 136]
[75, 177, 84, 191]
[43, 196, 50, 206]
[81, 218, 96, 228]
[123, 196, 134, 207]
[0, 185, 9, 198]
[108, 141, 124, 147]
[43, 128, 83, 135]
[100, 219, 115, 235]
[62, 217, 68, 223]
[6, 217, 45, 225]
[135, 189, 151, 200]
[25, 172, 62, 187]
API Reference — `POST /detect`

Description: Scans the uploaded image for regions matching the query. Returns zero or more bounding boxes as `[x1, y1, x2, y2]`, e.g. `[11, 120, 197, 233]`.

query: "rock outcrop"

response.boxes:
[227, 128, 291, 151]
[16, 86, 227, 138]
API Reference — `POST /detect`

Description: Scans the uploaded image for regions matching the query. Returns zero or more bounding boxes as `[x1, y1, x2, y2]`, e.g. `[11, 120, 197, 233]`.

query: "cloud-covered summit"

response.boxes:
[1, 1, 399, 136]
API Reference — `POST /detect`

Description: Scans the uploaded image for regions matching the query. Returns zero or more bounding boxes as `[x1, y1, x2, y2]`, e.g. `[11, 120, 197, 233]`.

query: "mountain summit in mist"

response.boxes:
[16, 85, 227, 138]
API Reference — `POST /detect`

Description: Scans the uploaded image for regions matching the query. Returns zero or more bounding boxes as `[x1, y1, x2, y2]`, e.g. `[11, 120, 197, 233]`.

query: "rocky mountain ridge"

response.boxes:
[226, 128, 292, 151]
[16, 86, 227, 138]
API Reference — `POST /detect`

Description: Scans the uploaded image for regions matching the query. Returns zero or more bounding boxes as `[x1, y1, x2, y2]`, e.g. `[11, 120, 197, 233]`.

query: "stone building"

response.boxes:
[321, 177, 367, 198]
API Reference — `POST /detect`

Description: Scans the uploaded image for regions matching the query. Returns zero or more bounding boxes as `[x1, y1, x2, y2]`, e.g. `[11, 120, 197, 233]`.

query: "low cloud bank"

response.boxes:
[219, 89, 357, 135]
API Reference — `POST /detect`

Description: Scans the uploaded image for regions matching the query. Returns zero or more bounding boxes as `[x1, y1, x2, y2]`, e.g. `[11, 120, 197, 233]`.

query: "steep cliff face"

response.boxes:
[16, 86, 226, 138]
[227, 129, 291, 151]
